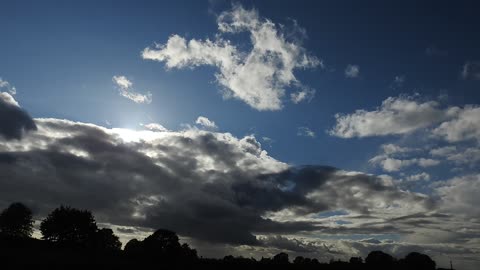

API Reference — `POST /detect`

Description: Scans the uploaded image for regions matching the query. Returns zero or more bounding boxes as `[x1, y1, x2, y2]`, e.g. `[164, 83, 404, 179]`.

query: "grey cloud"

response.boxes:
[0, 92, 36, 140]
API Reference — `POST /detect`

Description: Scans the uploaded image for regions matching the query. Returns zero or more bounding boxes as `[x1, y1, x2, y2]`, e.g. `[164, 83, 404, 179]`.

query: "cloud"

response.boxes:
[370, 157, 439, 172]
[329, 95, 448, 138]
[290, 87, 315, 104]
[345, 64, 360, 78]
[297, 127, 315, 138]
[142, 123, 168, 132]
[1, 98, 479, 268]
[405, 172, 430, 182]
[0, 78, 16, 95]
[0, 92, 36, 140]
[461, 61, 480, 80]
[432, 106, 480, 143]
[142, 4, 319, 111]
[195, 116, 218, 129]
[112, 75, 152, 104]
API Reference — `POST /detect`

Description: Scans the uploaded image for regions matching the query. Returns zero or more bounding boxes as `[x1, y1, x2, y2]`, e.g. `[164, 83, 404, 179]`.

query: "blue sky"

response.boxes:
[1, 1, 480, 269]
[1, 1, 479, 171]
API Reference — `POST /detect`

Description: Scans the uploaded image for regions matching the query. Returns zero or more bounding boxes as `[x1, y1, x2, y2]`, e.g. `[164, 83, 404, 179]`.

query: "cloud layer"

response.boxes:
[142, 4, 319, 111]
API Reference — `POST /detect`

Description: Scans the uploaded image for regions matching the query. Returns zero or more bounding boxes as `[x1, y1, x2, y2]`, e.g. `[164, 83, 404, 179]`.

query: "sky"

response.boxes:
[1, 0, 480, 269]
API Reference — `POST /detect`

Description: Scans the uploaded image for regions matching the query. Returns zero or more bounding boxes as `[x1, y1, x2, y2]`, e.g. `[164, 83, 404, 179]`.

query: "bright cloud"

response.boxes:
[330, 95, 448, 138]
[112, 75, 152, 104]
[195, 116, 218, 129]
[142, 4, 319, 111]
[0, 78, 16, 95]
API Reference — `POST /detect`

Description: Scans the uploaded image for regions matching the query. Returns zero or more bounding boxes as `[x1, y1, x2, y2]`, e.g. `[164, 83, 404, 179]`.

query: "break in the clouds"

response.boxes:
[112, 75, 152, 104]
[142, 4, 320, 111]
[344, 64, 360, 78]
[195, 116, 218, 129]
[0, 78, 16, 95]
[461, 61, 480, 80]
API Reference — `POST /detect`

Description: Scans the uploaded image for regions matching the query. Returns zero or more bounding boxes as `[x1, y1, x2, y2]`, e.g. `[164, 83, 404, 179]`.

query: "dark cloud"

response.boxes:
[0, 92, 36, 140]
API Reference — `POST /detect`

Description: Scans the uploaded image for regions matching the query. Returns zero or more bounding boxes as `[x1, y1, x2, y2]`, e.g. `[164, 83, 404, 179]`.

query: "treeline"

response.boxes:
[0, 202, 447, 269]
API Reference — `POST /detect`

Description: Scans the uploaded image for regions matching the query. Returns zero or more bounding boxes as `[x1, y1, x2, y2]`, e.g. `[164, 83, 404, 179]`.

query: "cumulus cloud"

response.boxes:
[195, 116, 218, 129]
[0, 78, 16, 95]
[432, 106, 480, 143]
[112, 75, 152, 104]
[142, 4, 319, 111]
[0, 92, 36, 140]
[329, 95, 448, 138]
[344, 64, 360, 78]
[297, 127, 315, 138]
[461, 61, 480, 80]
[1, 95, 479, 268]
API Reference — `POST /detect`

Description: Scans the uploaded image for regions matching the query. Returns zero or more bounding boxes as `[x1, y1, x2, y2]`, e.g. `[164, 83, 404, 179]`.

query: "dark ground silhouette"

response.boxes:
[0, 202, 450, 270]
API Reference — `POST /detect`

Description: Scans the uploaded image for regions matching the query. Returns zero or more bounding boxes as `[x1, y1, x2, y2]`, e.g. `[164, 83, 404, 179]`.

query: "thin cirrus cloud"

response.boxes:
[142, 4, 320, 111]
[112, 75, 152, 104]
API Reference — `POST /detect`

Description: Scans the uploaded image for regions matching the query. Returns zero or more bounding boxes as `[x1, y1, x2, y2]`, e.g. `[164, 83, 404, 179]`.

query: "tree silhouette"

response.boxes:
[0, 202, 34, 238]
[94, 228, 121, 251]
[40, 206, 98, 246]
[366, 250, 395, 268]
[402, 252, 436, 270]
[272, 252, 289, 264]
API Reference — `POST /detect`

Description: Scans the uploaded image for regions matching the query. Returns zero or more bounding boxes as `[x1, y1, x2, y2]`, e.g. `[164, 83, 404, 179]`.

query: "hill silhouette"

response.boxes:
[0, 202, 450, 270]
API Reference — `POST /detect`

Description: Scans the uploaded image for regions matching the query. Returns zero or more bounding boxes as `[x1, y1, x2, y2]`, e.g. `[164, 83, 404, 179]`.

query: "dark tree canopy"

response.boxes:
[0, 202, 34, 238]
[272, 252, 289, 264]
[365, 250, 395, 267]
[402, 252, 436, 270]
[94, 228, 122, 251]
[40, 206, 98, 245]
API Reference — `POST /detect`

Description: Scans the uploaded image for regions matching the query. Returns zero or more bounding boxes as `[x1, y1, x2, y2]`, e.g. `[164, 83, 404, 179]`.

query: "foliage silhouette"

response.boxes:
[40, 206, 98, 246]
[0, 202, 447, 270]
[0, 202, 33, 238]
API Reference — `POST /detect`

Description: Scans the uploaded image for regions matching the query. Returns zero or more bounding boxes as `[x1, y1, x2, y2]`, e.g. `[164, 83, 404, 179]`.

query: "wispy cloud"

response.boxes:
[142, 4, 319, 111]
[297, 126, 315, 138]
[112, 75, 152, 104]
[461, 61, 480, 80]
[345, 64, 360, 78]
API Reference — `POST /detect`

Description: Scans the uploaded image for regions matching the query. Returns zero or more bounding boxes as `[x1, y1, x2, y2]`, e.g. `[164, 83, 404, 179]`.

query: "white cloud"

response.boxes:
[432, 106, 480, 143]
[330, 95, 447, 138]
[406, 172, 430, 182]
[142, 4, 319, 111]
[0, 92, 19, 107]
[345, 64, 360, 78]
[142, 123, 168, 132]
[195, 116, 218, 129]
[0, 78, 17, 95]
[429, 146, 457, 157]
[290, 87, 315, 104]
[370, 156, 440, 172]
[461, 61, 480, 80]
[112, 75, 152, 104]
[297, 126, 315, 138]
